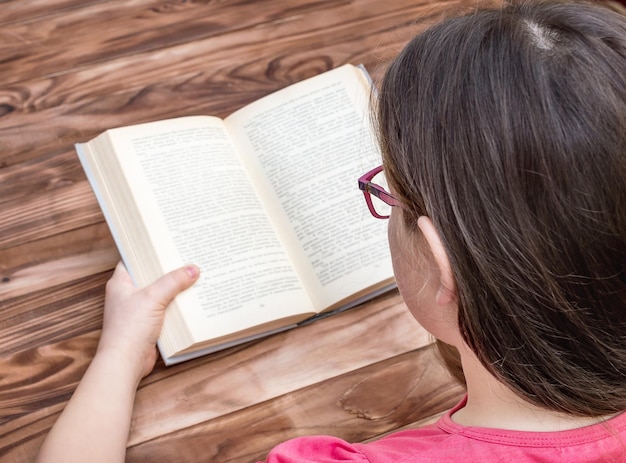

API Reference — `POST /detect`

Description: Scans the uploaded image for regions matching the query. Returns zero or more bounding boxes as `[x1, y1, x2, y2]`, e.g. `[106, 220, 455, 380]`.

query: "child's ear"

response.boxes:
[417, 216, 457, 305]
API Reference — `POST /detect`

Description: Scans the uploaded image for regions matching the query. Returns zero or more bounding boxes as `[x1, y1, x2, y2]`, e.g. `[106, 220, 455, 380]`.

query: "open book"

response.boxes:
[76, 64, 394, 365]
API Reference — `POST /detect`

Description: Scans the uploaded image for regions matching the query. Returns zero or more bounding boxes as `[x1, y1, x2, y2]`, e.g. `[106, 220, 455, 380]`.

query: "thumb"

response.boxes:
[144, 265, 200, 309]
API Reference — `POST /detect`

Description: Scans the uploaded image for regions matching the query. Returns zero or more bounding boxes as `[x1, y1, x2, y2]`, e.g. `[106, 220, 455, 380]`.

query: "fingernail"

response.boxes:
[185, 265, 199, 279]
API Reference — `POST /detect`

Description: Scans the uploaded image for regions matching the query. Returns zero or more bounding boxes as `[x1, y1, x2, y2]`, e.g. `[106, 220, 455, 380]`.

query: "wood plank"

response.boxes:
[0, 272, 109, 356]
[0, 181, 103, 251]
[0, 333, 96, 422]
[0, 1, 105, 25]
[0, 0, 391, 85]
[125, 345, 465, 463]
[0, 406, 59, 463]
[0, 333, 97, 462]
[0, 223, 116, 298]
[0, 293, 435, 461]
[0, 150, 84, 206]
[128, 292, 429, 444]
[0, 343, 463, 463]
[0, 0, 466, 168]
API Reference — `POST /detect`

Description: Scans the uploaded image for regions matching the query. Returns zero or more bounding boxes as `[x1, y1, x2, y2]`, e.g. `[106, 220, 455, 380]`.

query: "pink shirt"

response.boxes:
[264, 397, 626, 462]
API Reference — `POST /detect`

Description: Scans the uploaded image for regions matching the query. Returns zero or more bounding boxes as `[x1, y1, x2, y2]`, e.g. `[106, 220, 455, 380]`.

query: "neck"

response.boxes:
[451, 344, 612, 432]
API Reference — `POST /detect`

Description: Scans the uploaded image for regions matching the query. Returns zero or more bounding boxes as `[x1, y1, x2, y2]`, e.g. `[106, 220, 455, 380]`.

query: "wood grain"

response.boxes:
[0, 0, 469, 168]
[126, 345, 465, 463]
[0, 1, 472, 461]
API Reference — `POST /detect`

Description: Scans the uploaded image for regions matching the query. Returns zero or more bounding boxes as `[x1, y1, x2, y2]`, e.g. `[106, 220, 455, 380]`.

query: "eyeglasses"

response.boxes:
[358, 165, 403, 219]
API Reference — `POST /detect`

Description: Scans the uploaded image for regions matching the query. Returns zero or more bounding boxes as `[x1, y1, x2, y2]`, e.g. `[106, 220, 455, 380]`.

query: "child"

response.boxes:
[37, 0, 626, 461]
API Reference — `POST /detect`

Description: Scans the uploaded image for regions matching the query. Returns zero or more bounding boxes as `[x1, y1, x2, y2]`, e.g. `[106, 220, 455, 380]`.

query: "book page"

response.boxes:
[104, 116, 314, 343]
[225, 65, 394, 311]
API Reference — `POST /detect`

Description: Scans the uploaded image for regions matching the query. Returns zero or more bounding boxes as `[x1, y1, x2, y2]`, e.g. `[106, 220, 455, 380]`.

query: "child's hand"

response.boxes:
[97, 262, 200, 381]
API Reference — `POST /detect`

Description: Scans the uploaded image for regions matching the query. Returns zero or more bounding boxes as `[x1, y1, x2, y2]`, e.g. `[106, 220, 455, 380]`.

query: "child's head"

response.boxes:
[377, 0, 626, 416]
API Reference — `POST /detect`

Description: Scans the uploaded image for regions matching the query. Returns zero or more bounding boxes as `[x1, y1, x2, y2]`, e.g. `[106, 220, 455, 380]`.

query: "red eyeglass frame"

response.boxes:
[358, 165, 403, 219]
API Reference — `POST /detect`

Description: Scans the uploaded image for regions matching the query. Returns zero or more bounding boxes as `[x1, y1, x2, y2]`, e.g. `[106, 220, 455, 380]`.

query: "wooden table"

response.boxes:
[0, 1, 468, 461]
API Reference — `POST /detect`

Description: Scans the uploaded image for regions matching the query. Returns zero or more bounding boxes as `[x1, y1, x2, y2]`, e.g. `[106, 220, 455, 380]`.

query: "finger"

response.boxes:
[105, 261, 135, 295]
[110, 261, 134, 283]
[143, 265, 200, 309]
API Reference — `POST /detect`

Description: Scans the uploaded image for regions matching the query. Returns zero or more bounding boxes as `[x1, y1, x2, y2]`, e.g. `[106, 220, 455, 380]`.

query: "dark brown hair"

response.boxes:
[377, 0, 626, 416]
